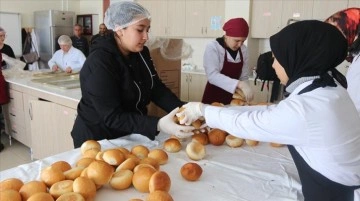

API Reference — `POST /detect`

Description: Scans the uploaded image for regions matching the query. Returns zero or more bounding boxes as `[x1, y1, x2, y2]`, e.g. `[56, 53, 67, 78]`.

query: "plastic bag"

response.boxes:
[22, 52, 39, 64]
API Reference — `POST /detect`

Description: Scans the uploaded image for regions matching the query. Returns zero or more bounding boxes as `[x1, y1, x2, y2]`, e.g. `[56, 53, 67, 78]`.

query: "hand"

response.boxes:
[52, 65, 59, 72]
[158, 107, 194, 138]
[237, 80, 254, 102]
[65, 67, 72, 73]
[176, 102, 203, 126]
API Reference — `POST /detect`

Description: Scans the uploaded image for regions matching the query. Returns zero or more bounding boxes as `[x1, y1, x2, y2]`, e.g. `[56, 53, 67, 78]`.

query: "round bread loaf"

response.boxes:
[191, 119, 202, 129]
[131, 145, 150, 159]
[148, 171, 171, 193]
[0, 189, 22, 201]
[87, 160, 114, 185]
[270, 142, 284, 147]
[0, 178, 24, 191]
[191, 133, 209, 145]
[109, 169, 133, 190]
[80, 140, 101, 155]
[27, 192, 54, 201]
[117, 147, 130, 155]
[148, 149, 168, 165]
[40, 166, 65, 187]
[180, 162, 203, 181]
[73, 177, 96, 200]
[19, 181, 47, 201]
[185, 141, 206, 161]
[49, 180, 74, 199]
[133, 163, 157, 173]
[163, 138, 182, 153]
[64, 166, 84, 180]
[225, 135, 244, 148]
[76, 158, 95, 168]
[245, 139, 259, 146]
[230, 99, 246, 106]
[210, 102, 224, 107]
[82, 148, 100, 159]
[208, 129, 227, 146]
[56, 192, 85, 201]
[132, 166, 156, 193]
[95, 151, 104, 161]
[139, 157, 160, 171]
[51, 161, 72, 172]
[103, 149, 126, 166]
[146, 190, 174, 201]
[116, 157, 140, 172]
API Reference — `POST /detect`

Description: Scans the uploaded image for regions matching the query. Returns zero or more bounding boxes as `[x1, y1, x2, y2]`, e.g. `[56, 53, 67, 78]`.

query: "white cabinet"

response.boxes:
[312, 0, 348, 20]
[281, 0, 313, 28]
[30, 100, 76, 159]
[348, 0, 360, 7]
[250, 79, 273, 104]
[137, 0, 186, 37]
[185, 0, 225, 37]
[180, 72, 207, 102]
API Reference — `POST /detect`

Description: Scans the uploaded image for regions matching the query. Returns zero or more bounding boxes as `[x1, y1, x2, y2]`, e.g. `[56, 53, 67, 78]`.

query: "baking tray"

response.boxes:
[31, 74, 80, 89]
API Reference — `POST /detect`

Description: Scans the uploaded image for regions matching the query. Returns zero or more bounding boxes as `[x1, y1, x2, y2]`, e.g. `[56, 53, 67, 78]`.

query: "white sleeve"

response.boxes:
[239, 45, 250, 81]
[68, 49, 86, 72]
[203, 41, 239, 93]
[47, 51, 59, 68]
[204, 99, 307, 145]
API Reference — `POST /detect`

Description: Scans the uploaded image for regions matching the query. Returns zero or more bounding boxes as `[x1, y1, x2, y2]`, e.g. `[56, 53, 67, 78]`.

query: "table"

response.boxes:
[0, 133, 304, 201]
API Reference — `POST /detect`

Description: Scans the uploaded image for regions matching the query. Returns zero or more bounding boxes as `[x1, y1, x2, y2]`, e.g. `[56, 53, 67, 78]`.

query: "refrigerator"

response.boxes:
[34, 10, 75, 68]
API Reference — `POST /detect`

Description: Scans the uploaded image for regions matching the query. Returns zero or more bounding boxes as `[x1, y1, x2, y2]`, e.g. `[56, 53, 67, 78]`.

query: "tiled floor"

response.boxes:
[0, 133, 33, 171]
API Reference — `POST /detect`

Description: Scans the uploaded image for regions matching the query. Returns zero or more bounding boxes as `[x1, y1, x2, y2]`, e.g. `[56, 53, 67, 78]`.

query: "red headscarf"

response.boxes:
[222, 18, 249, 37]
[325, 8, 360, 46]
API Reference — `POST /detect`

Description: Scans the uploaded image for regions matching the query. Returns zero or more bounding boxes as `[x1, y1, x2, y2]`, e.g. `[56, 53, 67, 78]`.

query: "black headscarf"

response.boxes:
[270, 20, 348, 91]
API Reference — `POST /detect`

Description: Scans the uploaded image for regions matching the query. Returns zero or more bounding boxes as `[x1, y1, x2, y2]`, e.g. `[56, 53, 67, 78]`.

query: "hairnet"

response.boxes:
[104, 1, 151, 31]
[0, 26, 5, 34]
[223, 18, 249, 37]
[58, 35, 72, 45]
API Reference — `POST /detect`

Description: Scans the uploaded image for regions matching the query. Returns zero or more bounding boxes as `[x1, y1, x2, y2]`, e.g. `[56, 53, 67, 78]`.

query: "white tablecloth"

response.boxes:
[0, 133, 304, 201]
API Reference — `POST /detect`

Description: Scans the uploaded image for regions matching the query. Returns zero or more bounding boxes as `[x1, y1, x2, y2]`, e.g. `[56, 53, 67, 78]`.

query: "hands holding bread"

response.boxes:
[158, 107, 194, 139]
[237, 80, 254, 102]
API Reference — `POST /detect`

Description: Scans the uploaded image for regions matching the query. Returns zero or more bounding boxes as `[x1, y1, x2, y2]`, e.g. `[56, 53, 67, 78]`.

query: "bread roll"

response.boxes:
[82, 148, 100, 159]
[133, 164, 157, 173]
[95, 151, 104, 161]
[230, 99, 246, 106]
[148, 149, 168, 165]
[64, 167, 84, 180]
[245, 139, 259, 146]
[73, 177, 96, 200]
[191, 133, 209, 145]
[210, 102, 224, 107]
[131, 145, 150, 159]
[87, 160, 114, 185]
[132, 166, 156, 193]
[51, 161, 71, 172]
[0, 189, 22, 201]
[115, 157, 140, 172]
[185, 141, 206, 161]
[148, 171, 171, 193]
[56, 192, 85, 201]
[225, 135, 244, 148]
[80, 140, 101, 155]
[117, 147, 130, 155]
[0, 178, 24, 191]
[139, 157, 160, 171]
[180, 162, 203, 181]
[270, 142, 284, 147]
[19, 181, 47, 201]
[191, 119, 202, 129]
[163, 138, 182, 153]
[49, 180, 74, 199]
[27, 192, 54, 201]
[146, 190, 174, 201]
[233, 89, 246, 100]
[109, 169, 133, 190]
[208, 129, 227, 146]
[76, 158, 95, 168]
[40, 166, 65, 187]
[102, 149, 126, 166]
[129, 199, 143, 201]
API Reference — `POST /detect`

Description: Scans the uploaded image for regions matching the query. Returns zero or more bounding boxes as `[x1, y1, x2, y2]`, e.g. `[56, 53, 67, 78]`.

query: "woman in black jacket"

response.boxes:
[71, 1, 193, 148]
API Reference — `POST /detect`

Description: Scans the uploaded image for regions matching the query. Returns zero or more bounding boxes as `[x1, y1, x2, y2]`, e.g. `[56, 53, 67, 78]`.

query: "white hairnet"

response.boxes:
[58, 35, 72, 45]
[104, 1, 151, 31]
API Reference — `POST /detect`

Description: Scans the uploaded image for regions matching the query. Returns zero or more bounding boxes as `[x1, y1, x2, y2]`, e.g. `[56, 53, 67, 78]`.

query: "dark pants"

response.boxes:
[288, 145, 359, 201]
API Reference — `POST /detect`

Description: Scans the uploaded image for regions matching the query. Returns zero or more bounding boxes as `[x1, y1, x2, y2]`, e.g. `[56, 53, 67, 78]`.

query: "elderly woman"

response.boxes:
[48, 35, 86, 73]
[0, 27, 15, 68]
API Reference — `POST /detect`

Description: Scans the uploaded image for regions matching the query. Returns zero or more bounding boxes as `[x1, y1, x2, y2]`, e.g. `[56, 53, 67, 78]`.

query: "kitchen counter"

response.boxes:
[0, 132, 304, 201]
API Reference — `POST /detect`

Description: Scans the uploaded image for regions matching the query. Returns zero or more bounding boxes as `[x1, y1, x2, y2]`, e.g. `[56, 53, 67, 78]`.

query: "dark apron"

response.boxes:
[287, 84, 360, 201]
[202, 49, 243, 105]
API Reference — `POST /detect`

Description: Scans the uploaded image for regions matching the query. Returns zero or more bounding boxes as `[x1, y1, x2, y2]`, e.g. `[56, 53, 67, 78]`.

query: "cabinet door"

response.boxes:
[137, 0, 167, 36]
[167, 0, 186, 37]
[251, 0, 283, 38]
[185, 0, 205, 37]
[23, 93, 38, 148]
[188, 74, 207, 102]
[312, 0, 348, 20]
[348, 0, 360, 7]
[30, 100, 76, 159]
[203, 0, 225, 37]
[180, 73, 189, 101]
[281, 0, 313, 28]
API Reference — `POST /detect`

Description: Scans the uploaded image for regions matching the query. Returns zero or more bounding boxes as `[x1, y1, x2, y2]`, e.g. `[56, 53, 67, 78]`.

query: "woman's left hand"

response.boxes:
[158, 107, 194, 138]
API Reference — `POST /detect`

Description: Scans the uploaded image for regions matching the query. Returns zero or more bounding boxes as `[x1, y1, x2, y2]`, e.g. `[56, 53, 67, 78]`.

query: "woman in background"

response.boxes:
[325, 8, 360, 114]
[201, 18, 253, 105]
[48, 35, 86, 73]
[0, 27, 15, 69]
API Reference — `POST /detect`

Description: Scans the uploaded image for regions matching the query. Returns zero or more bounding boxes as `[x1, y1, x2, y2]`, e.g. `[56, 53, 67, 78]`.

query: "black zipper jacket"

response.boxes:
[71, 32, 183, 148]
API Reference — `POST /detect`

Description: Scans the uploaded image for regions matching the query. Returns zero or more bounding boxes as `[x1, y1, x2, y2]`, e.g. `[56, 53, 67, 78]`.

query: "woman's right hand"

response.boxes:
[52, 65, 59, 72]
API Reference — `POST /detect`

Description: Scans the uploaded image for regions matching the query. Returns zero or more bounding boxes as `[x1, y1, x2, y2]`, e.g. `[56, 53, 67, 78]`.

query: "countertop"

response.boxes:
[0, 132, 304, 201]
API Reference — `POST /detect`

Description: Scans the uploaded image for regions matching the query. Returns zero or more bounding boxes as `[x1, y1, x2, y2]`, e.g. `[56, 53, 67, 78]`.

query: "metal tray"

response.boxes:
[31, 74, 80, 89]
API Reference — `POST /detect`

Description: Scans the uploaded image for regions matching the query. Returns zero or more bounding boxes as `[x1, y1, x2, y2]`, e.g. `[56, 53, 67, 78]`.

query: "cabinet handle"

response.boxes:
[189, 75, 192, 82]
[29, 102, 33, 120]
[205, 27, 207, 34]
[10, 113, 16, 117]
[11, 130, 17, 134]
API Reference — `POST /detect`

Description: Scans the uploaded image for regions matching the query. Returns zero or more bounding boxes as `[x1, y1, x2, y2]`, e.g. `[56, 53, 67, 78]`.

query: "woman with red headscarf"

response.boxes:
[325, 8, 360, 114]
[201, 18, 253, 105]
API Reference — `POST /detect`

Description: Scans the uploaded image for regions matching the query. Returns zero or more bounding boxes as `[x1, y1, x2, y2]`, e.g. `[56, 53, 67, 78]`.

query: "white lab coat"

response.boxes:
[347, 53, 360, 114]
[48, 46, 85, 72]
[204, 80, 360, 189]
[203, 40, 250, 93]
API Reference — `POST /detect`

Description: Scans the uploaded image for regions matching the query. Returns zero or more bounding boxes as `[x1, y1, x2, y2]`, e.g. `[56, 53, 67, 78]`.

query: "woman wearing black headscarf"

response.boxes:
[177, 20, 360, 200]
